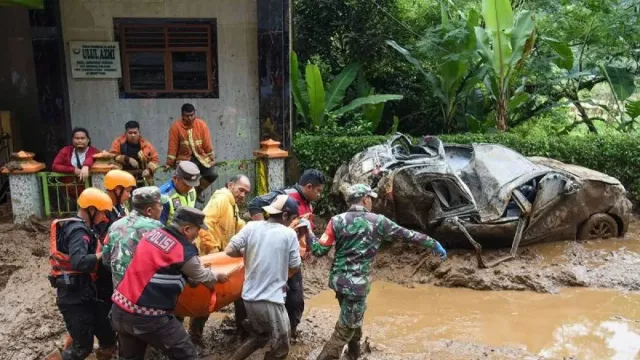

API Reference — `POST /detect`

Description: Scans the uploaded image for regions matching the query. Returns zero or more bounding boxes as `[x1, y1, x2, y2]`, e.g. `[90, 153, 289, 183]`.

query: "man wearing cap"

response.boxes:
[159, 160, 200, 225]
[110, 207, 229, 360]
[102, 186, 168, 288]
[225, 195, 302, 360]
[312, 184, 447, 360]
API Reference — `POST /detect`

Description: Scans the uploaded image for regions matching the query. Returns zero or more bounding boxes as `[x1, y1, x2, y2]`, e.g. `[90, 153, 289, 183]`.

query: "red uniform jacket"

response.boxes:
[52, 145, 99, 174]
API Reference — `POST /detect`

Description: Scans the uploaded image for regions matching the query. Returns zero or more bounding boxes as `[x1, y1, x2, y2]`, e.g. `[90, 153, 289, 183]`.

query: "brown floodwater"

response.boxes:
[307, 281, 640, 359]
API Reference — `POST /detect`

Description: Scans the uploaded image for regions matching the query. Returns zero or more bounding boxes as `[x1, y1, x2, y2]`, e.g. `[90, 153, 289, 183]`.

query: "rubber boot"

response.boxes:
[43, 348, 63, 360]
[346, 327, 362, 360]
[316, 334, 347, 360]
[346, 341, 360, 360]
[95, 344, 117, 360]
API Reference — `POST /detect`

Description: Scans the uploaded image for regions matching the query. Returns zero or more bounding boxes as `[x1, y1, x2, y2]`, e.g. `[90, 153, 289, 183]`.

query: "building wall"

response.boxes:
[59, 0, 259, 164]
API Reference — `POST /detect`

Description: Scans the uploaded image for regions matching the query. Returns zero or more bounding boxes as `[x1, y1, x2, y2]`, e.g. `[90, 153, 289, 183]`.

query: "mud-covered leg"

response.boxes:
[228, 333, 269, 360]
[316, 323, 354, 360]
[317, 293, 366, 360]
[347, 327, 362, 360]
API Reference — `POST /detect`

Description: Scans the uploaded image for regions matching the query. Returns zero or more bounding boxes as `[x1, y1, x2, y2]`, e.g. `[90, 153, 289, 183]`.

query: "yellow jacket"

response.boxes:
[195, 187, 245, 254]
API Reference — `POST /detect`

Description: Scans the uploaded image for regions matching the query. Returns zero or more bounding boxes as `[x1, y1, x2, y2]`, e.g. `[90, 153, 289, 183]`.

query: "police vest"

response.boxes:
[112, 227, 198, 315]
[49, 218, 98, 281]
[167, 187, 197, 224]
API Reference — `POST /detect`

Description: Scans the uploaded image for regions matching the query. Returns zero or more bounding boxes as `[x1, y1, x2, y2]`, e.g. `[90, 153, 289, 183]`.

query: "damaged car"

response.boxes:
[332, 133, 633, 268]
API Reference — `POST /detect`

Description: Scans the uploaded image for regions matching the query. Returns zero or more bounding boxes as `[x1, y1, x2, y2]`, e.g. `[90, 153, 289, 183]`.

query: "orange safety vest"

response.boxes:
[49, 218, 98, 281]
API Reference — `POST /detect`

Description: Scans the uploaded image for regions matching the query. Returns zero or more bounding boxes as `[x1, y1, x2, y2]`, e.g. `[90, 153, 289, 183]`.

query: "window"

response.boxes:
[114, 18, 218, 98]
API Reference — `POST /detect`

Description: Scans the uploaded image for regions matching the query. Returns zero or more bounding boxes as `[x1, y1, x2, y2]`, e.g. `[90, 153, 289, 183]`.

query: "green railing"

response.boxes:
[38, 172, 91, 217]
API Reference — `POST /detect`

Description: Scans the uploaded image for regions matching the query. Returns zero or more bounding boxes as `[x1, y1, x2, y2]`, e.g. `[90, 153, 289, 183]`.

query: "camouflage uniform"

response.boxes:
[102, 187, 167, 287]
[312, 184, 442, 360]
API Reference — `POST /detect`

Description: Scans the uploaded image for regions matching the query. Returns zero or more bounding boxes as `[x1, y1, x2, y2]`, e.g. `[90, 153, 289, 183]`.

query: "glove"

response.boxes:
[142, 169, 151, 178]
[128, 157, 139, 169]
[432, 242, 447, 261]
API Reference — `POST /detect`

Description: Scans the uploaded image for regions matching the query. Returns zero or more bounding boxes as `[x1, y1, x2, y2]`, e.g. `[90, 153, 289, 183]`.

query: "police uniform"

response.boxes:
[110, 207, 216, 360]
[159, 161, 200, 225]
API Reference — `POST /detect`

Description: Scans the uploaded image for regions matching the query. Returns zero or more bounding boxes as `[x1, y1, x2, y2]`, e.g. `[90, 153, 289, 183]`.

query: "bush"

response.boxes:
[292, 133, 640, 199]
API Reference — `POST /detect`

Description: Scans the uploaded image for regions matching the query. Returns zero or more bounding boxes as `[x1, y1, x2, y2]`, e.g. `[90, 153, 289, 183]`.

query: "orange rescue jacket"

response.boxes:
[49, 218, 98, 281]
[165, 118, 215, 168]
[109, 134, 160, 172]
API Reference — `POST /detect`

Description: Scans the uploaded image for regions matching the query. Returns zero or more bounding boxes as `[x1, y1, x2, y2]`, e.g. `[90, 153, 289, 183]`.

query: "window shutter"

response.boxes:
[167, 25, 210, 48]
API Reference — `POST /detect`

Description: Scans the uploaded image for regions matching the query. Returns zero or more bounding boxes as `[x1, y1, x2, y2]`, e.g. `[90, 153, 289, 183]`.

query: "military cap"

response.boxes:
[347, 184, 378, 201]
[173, 206, 208, 230]
[131, 186, 169, 205]
[175, 161, 201, 187]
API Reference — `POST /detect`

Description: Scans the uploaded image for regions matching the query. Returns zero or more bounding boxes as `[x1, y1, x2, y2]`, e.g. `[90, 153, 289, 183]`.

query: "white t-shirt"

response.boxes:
[72, 148, 87, 169]
[228, 220, 301, 304]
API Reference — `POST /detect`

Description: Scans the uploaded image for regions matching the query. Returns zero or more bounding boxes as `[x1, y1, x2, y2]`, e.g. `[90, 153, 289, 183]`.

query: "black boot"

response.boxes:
[316, 325, 352, 360]
[346, 341, 360, 360]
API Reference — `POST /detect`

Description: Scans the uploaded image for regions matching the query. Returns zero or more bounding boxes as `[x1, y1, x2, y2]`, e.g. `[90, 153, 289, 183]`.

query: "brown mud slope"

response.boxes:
[0, 219, 66, 360]
[1, 217, 639, 359]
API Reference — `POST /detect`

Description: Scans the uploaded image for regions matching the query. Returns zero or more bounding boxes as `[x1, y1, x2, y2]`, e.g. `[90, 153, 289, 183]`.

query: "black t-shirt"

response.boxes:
[120, 141, 141, 170]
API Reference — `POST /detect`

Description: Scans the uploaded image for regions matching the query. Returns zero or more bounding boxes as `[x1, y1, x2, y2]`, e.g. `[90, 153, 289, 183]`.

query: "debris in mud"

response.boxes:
[2, 218, 640, 359]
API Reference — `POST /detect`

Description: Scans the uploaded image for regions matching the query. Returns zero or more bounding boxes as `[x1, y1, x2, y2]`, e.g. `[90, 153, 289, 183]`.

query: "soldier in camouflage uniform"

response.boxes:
[311, 184, 447, 360]
[102, 186, 168, 287]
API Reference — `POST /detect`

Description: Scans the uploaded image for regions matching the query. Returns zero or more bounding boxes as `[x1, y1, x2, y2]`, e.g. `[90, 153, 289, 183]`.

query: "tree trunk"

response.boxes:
[497, 95, 508, 131]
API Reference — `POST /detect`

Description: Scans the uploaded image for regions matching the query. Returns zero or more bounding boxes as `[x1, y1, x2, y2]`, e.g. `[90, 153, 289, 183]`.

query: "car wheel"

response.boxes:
[577, 213, 619, 240]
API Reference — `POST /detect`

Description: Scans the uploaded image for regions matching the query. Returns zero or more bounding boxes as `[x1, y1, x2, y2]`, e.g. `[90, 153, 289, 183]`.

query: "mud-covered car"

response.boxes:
[332, 134, 632, 265]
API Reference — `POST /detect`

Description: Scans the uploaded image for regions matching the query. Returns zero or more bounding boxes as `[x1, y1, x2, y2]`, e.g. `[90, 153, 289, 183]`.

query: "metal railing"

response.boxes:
[38, 172, 91, 217]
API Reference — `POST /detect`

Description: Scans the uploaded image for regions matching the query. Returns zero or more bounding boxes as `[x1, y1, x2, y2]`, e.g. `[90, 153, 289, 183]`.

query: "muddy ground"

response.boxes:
[1, 217, 640, 359]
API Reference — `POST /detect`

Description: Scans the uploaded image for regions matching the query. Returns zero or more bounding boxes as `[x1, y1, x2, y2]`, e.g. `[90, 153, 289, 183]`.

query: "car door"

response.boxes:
[522, 172, 585, 243]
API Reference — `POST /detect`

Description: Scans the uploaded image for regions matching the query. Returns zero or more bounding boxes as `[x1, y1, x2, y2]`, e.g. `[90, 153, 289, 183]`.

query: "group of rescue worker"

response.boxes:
[46, 103, 449, 360]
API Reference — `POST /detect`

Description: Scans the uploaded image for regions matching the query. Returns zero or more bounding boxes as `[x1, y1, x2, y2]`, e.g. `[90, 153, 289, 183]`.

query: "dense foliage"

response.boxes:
[293, 0, 639, 135]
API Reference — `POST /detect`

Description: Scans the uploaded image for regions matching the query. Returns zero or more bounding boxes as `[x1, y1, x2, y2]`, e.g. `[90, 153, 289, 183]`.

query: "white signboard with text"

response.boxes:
[69, 41, 122, 79]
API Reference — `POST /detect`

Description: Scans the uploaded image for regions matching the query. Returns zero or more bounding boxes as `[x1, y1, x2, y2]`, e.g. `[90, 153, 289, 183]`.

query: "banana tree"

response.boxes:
[290, 51, 403, 130]
[387, 9, 486, 133]
[475, 0, 535, 131]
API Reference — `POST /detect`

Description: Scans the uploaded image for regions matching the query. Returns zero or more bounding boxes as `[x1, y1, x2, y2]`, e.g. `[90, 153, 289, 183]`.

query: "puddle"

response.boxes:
[529, 236, 640, 266]
[307, 281, 640, 359]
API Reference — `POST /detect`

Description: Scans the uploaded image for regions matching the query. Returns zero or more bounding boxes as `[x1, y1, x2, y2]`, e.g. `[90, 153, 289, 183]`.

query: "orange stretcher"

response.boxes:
[175, 252, 244, 317]
[175, 215, 311, 318]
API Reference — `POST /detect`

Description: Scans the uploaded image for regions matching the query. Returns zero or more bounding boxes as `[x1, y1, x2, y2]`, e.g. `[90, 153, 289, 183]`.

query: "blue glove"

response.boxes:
[433, 242, 447, 261]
